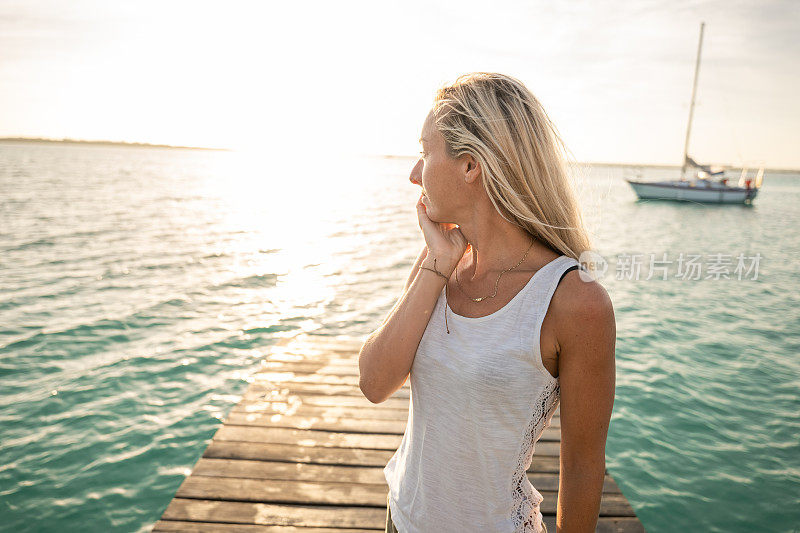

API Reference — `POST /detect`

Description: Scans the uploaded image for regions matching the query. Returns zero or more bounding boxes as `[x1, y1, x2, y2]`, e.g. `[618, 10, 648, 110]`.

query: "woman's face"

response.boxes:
[409, 110, 464, 221]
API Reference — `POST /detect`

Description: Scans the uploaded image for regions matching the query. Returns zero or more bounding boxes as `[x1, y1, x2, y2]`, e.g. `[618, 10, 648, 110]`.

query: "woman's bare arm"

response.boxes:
[553, 274, 616, 532]
[358, 245, 448, 403]
[359, 192, 466, 404]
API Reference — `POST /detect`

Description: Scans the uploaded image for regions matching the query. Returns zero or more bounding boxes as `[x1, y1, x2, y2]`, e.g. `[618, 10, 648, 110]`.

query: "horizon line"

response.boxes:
[1, 137, 797, 173]
[0, 137, 231, 151]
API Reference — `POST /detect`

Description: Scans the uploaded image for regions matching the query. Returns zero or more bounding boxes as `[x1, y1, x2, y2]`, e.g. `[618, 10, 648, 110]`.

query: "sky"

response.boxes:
[1, 0, 798, 168]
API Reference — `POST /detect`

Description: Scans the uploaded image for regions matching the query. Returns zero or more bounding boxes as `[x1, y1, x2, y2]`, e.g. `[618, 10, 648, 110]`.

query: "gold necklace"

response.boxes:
[454, 238, 535, 302]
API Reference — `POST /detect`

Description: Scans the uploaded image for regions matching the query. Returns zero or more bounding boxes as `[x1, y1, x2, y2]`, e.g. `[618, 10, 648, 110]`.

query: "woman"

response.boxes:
[358, 72, 616, 533]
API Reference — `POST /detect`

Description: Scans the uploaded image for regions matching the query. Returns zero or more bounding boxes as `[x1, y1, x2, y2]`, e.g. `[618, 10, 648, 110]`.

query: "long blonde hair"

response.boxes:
[432, 72, 592, 260]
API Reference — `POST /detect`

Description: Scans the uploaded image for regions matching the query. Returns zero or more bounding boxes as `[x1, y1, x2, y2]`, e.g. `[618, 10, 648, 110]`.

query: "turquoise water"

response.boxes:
[1, 142, 798, 532]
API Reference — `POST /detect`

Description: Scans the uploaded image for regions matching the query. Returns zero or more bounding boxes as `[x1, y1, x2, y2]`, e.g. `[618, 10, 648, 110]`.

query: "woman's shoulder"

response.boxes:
[551, 266, 614, 330]
[546, 266, 616, 379]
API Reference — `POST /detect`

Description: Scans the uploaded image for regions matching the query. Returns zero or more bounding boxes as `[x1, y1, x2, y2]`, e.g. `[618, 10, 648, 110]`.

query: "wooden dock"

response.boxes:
[154, 333, 644, 532]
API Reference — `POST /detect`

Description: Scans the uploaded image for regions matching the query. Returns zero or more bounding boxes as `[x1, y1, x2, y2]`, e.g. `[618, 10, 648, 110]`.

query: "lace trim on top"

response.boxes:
[510, 377, 560, 532]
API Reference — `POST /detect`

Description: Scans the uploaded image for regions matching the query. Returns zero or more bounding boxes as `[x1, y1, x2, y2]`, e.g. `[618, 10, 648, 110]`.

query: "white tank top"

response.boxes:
[384, 254, 580, 533]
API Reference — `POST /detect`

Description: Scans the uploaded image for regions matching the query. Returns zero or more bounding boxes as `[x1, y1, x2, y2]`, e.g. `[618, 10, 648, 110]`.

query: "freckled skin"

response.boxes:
[409, 110, 468, 226]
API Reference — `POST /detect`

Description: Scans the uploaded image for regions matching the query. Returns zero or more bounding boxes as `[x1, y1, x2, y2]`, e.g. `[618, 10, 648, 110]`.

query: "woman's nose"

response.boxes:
[409, 158, 423, 186]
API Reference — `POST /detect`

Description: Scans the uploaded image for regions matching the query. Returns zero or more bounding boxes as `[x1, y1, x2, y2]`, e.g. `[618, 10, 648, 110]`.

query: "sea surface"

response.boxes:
[1, 142, 798, 532]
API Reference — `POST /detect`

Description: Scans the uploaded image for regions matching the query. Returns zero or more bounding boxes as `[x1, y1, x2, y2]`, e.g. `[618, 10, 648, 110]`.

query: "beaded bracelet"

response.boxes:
[418, 257, 450, 334]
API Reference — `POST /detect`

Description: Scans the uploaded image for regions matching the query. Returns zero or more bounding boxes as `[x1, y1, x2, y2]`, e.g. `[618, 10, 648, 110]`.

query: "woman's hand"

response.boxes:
[415, 192, 468, 276]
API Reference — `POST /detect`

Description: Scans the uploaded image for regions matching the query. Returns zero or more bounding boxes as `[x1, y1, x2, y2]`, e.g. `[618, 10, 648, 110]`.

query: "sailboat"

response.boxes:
[625, 22, 764, 204]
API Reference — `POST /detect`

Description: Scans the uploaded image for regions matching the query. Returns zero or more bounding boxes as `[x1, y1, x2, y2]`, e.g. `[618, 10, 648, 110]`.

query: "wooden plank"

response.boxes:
[152, 516, 644, 533]
[203, 441, 395, 466]
[160, 499, 643, 531]
[175, 476, 386, 506]
[251, 372, 359, 386]
[257, 361, 361, 376]
[223, 411, 562, 441]
[230, 401, 561, 429]
[202, 441, 563, 472]
[239, 392, 410, 411]
[230, 403, 412, 421]
[245, 380, 562, 414]
[161, 499, 384, 528]
[257, 355, 361, 368]
[271, 333, 367, 349]
[153, 521, 377, 532]
[212, 425, 398, 449]
[188, 457, 623, 493]
[210, 425, 563, 457]
[278, 336, 367, 351]
[224, 411, 409, 433]
[234, 396, 559, 428]
[192, 458, 381, 484]
[248, 380, 410, 399]
[173, 476, 635, 516]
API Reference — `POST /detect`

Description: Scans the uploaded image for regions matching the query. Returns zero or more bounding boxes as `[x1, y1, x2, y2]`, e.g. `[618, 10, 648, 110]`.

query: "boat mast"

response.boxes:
[680, 21, 705, 181]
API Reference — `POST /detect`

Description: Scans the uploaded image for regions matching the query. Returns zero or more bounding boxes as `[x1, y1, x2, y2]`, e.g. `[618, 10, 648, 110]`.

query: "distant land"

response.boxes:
[380, 153, 799, 174]
[0, 137, 229, 151]
[0, 139, 795, 173]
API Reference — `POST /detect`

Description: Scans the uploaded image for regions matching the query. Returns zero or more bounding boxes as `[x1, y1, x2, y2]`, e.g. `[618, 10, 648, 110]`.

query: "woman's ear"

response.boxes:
[463, 154, 481, 184]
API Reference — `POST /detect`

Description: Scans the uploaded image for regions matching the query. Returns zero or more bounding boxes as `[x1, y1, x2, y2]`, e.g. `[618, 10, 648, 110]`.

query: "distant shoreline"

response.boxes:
[1, 139, 796, 173]
[380, 153, 800, 173]
[0, 137, 229, 151]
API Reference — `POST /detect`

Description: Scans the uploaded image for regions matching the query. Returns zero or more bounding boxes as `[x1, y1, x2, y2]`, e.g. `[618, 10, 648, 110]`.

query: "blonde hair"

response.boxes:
[432, 72, 592, 260]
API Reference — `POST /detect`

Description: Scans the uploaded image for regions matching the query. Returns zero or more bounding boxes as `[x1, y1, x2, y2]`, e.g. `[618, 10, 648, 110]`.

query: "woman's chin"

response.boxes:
[430, 214, 458, 227]
[422, 199, 455, 225]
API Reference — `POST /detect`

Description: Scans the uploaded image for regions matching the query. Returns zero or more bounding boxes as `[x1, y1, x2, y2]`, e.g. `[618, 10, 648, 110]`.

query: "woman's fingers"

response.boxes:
[414, 192, 466, 274]
[416, 194, 436, 229]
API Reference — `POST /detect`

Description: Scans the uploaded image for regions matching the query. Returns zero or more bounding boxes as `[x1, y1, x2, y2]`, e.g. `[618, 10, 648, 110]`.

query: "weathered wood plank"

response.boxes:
[230, 400, 561, 429]
[224, 411, 409, 433]
[152, 516, 644, 533]
[210, 425, 563, 456]
[251, 372, 359, 386]
[161, 499, 384, 528]
[173, 476, 635, 516]
[239, 390, 562, 421]
[223, 411, 562, 440]
[240, 391, 410, 410]
[175, 476, 386, 506]
[264, 351, 358, 368]
[248, 381, 401, 399]
[230, 403, 411, 421]
[271, 335, 367, 352]
[212, 425, 398, 449]
[257, 361, 361, 376]
[246, 380, 561, 413]
[160, 500, 643, 531]
[153, 521, 377, 532]
[202, 441, 563, 472]
[188, 458, 622, 494]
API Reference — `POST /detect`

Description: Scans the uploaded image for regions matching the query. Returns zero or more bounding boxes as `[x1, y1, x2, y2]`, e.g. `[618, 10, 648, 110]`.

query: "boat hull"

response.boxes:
[625, 179, 759, 204]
